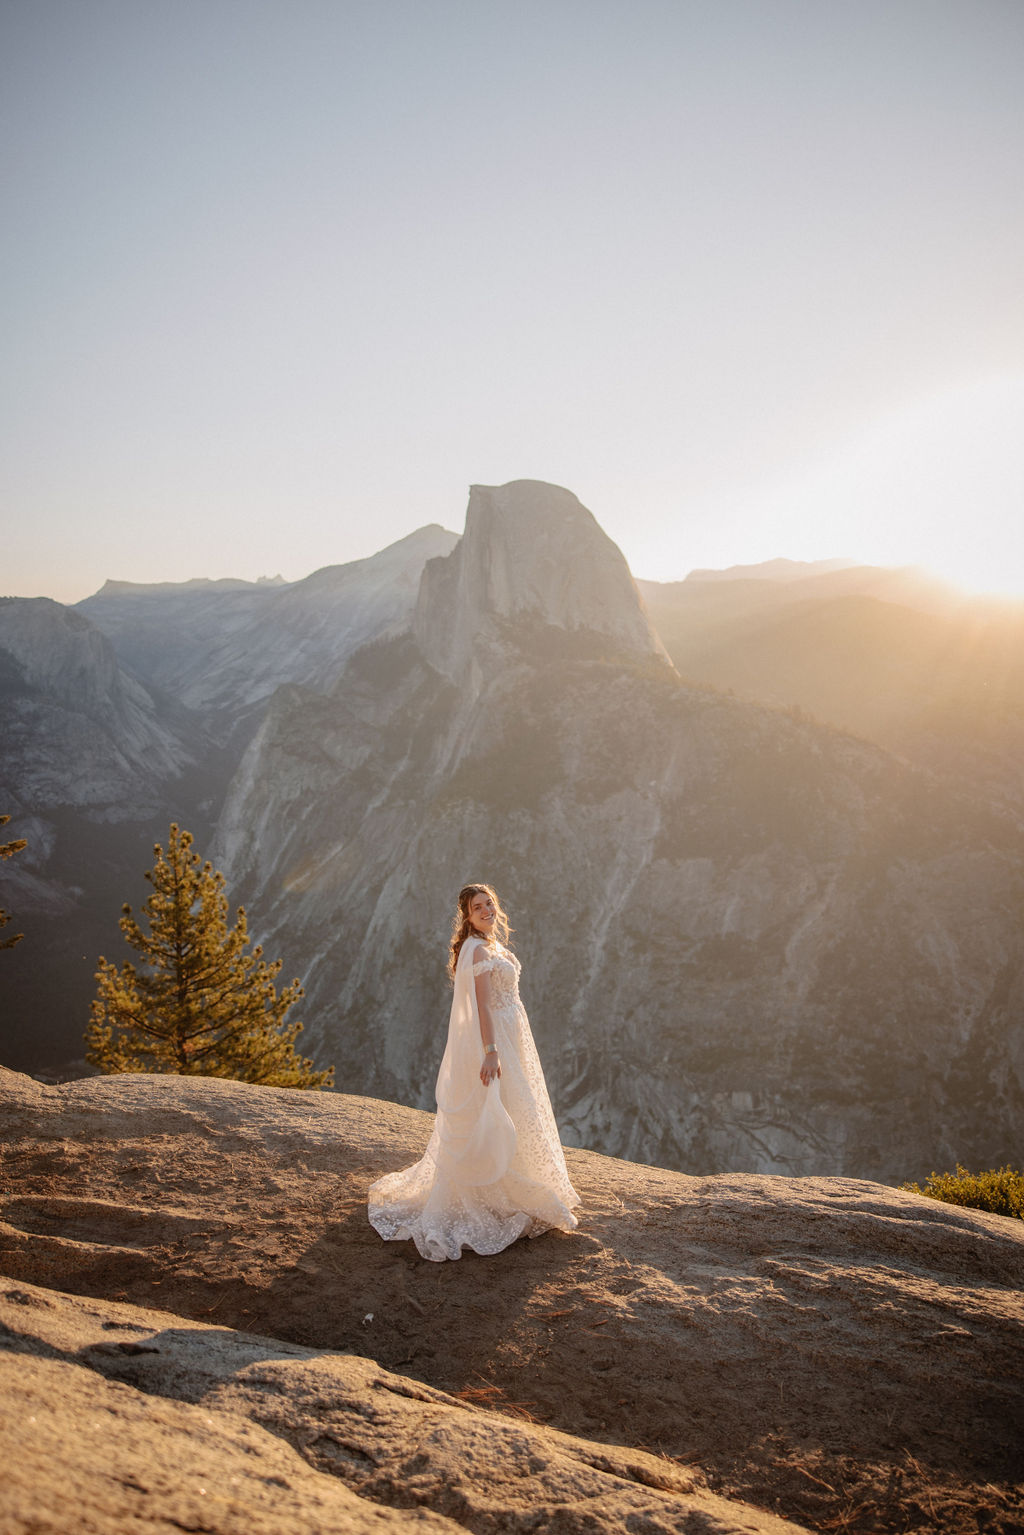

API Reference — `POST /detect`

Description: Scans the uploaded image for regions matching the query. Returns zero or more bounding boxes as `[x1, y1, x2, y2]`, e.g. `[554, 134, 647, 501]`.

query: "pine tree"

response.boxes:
[0, 814, 27, 952]
[85, 824, 333, 1088]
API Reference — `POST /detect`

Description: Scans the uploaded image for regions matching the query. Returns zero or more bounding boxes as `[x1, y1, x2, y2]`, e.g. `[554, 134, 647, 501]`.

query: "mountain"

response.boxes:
[79, 524, 459, 740]
[213, 482, 1024, 1183]
[3, 1067, 1021, 1534]
[638, 563, 968, 647]
[413, 480, 669, 680]
[685, 556, 858, 583]
[0, 596, 195, 814]
[0, 527, 458, 1076]
[4, 484, 1023, 1185]
[639, 571, 1024, 816]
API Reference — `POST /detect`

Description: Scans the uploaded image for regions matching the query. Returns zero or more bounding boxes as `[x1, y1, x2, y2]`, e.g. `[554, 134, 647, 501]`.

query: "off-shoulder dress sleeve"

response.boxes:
[471, 941, 499, 976]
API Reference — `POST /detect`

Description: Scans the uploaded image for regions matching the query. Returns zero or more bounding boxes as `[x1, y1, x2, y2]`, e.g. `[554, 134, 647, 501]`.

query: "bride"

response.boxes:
[368, 883, 580, 1261]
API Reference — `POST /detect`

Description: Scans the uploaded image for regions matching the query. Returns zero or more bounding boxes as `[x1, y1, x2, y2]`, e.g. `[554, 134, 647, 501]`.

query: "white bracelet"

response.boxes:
[484, 1044, 498, 1055]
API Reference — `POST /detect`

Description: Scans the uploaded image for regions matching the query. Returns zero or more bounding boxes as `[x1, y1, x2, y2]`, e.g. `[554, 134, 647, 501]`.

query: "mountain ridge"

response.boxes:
[684, 555, 858, 583]
[78, 522, 459, 730]
[639, 570, 1024, 816]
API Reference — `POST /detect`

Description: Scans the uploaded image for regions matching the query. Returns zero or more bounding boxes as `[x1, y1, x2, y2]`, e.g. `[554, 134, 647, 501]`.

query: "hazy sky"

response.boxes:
[3, 0, 1023, 602]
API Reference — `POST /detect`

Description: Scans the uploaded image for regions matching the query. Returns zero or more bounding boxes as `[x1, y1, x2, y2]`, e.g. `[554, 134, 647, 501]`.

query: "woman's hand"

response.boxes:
[480, 1052, 501, 1086]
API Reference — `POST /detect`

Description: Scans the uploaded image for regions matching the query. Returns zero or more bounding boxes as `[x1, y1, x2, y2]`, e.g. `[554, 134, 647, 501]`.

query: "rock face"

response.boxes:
[0, 597, 194, 815]
[1, 1067, 1021, 1535]
[414, 481, 668, 681]
[214, 485, 1024, 1183]
[2, 1286, 804, 1535]
[80, 524, 459, 737]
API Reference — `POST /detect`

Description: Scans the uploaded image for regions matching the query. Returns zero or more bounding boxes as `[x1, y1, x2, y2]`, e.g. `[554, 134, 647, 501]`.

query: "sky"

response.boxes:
[2, 0, 1023, 603]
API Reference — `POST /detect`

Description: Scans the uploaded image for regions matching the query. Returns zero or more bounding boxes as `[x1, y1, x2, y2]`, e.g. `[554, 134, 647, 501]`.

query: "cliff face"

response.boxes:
[0, 597, 194, 814]
[414, 481, 668, 681]
[214, 485, 1024, 1183]
[80, 524, 458, 737]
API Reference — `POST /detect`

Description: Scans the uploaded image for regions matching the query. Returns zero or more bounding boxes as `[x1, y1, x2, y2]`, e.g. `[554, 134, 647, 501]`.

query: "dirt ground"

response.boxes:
[1, 1068, 1022, 1534]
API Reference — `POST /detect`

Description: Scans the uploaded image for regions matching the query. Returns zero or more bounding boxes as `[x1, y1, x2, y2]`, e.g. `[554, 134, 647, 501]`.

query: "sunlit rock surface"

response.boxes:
[1, 1067, 1021, 1534]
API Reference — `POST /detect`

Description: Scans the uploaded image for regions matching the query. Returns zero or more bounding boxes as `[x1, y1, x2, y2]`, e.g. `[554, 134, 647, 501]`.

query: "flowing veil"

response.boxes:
[428, 935, 518, 1185]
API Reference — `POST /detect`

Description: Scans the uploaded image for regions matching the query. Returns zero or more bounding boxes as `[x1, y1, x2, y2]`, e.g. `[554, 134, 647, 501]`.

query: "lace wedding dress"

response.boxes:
[368, 936, 580, 1261]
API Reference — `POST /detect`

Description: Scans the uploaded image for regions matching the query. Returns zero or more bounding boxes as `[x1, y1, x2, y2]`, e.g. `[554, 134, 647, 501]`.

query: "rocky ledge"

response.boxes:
[1, 1067, 1022, 1534]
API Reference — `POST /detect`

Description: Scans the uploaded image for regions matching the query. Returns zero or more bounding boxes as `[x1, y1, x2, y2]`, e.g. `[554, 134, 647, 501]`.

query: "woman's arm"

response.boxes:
[474, 957, 502, 1086]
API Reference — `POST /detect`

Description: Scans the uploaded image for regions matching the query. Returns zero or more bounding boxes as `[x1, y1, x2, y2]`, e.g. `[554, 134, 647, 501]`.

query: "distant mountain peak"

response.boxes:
[299, 525, 458, 591]
[685, 557, 858, 584]
[92, 575, 285, 598]
[414, 480, 669, 679]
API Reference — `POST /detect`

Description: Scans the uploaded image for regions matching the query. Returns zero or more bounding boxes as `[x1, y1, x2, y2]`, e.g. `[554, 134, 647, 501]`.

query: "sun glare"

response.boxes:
[693, 375, 1024, 602]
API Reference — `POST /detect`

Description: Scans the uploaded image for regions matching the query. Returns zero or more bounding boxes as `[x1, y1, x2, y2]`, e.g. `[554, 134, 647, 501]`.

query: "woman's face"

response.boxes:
[468, 890, 497, 937]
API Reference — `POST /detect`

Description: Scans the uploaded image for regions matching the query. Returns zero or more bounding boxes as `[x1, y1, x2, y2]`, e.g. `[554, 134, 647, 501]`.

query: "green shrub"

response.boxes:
[901, 1164, 1024, 1221]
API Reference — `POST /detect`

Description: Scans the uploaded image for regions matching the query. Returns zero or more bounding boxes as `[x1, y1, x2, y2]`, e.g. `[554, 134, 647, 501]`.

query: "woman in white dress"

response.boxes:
[368, 883, 580, 1261]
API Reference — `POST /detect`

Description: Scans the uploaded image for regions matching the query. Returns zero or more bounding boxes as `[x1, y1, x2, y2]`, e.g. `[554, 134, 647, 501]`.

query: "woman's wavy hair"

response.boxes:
[448, 883, 512, 980]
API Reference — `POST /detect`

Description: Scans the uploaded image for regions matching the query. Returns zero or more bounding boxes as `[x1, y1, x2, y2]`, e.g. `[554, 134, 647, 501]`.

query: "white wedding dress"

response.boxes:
[368, 936, 580, 1261]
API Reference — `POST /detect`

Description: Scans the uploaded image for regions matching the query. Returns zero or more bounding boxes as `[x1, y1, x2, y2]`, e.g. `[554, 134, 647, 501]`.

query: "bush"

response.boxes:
[901, 1164, 1024, 1221]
